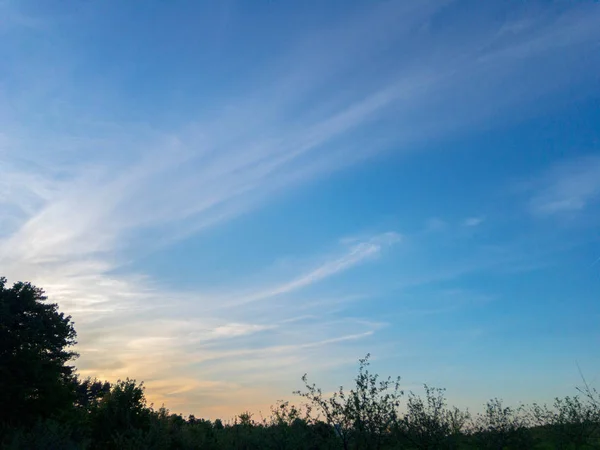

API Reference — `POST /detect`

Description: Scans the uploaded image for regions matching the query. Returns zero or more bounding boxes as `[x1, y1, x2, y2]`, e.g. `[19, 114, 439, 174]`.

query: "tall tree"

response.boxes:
[0, 277, 78, 425]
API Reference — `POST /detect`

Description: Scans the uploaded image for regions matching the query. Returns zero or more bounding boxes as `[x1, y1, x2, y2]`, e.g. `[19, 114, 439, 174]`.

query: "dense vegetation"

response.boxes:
[1, 277, 599, 449]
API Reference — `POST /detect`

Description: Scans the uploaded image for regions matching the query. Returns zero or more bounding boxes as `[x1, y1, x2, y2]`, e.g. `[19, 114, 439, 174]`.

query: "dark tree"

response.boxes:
[89, 378, 152, 449]
[0, 277, 78, 425]
[75, 377, 112, 412]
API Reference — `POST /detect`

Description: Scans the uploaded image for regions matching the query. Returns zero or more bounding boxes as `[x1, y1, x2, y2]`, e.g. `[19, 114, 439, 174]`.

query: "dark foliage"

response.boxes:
[0, 277, 78, 426]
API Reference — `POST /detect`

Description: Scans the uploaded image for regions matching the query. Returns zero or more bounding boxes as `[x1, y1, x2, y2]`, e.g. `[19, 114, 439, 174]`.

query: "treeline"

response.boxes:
[1, 277, 599, 449]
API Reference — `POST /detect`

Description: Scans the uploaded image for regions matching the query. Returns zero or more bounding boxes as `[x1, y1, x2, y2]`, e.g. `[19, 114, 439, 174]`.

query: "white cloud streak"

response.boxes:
[463, 217, 485, 227]
[528, 155, 600, 216]
[226, 232, 401, 306]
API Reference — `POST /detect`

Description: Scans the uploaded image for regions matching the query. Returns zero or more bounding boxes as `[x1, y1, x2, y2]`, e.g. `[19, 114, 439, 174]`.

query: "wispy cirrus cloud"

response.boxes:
[463, 217, 485, 227]
[527, 155, 600, 216]
[225, 232, 401, 306]
[1, 1, 598, 261]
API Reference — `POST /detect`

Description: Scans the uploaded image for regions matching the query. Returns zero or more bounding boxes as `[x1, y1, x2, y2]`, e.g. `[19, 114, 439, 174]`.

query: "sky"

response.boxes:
[1, 0, 600, 419]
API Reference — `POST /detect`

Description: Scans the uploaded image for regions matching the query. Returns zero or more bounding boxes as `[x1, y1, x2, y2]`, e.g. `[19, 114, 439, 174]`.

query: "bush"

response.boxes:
[295, 354, 403, 450]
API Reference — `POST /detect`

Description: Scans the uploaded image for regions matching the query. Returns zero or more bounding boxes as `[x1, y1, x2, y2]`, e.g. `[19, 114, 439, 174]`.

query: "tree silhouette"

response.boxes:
[295, 354, 403, 450]
[0, 277, 78, 426]
[89, 378, 151, 449]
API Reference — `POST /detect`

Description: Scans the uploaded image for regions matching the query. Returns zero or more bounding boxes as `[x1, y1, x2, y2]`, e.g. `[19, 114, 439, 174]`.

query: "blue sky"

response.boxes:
[1, 0, 600, 418]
